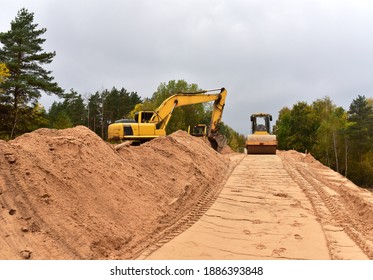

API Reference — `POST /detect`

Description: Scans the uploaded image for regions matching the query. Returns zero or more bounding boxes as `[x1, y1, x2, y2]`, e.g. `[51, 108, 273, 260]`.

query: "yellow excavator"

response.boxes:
[246, 113, 277, 154]
[108, 88, 228, 151]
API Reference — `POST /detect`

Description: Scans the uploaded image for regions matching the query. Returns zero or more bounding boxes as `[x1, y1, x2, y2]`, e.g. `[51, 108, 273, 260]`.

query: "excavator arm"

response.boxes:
[208, 88, 227, 134]
[207, 88, 227, 150]
[150, 88, 227, 130]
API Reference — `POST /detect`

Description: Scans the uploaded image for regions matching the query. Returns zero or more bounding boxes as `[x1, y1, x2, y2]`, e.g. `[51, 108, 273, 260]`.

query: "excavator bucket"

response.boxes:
[208, 133, 227, 152]
[246, 134, 277, 154]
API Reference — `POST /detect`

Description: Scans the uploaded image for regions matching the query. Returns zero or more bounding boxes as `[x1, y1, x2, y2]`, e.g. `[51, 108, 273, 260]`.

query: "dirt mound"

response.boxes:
[279, 150, 373, 251]
[0, 126, 229, 259]
[219, 144, 235, 154]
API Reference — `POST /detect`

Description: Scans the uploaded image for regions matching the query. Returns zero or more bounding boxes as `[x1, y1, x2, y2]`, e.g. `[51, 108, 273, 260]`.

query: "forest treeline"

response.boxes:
[275, 96, 373, 188]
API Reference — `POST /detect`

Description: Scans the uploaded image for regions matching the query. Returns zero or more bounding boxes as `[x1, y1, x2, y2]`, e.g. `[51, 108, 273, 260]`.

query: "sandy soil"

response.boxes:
[0, 126, 228, 259]
[142, 152, 373, 260]
[1, 126, 372, 260]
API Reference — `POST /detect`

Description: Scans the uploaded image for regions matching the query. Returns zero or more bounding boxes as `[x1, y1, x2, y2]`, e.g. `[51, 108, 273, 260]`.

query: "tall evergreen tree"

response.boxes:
[87, 92, 102, 135]
[346, 95, 373, 186]
[104, 87, 141, 123]
[347, 95, 373, 160]
[86, 87, 141, 139]
[48, 89, 86, 129]
[0, 8, 63, 138]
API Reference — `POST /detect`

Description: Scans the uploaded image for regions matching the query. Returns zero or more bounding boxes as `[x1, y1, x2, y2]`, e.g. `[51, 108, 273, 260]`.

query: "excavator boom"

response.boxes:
[150, 88, 227, 131]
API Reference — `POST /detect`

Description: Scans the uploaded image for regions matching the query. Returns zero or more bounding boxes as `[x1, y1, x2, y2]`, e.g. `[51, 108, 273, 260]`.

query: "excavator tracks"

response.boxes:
[139, 152, 372, 260]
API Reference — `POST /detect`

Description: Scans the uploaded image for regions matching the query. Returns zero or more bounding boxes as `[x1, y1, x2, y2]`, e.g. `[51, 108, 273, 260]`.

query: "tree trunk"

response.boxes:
[101, 101, 104, 139]
[344, 138, 348, 177]
[10, 109, 18, 139]
[10, 90, 19, 139]
[332, 130, 339, 173]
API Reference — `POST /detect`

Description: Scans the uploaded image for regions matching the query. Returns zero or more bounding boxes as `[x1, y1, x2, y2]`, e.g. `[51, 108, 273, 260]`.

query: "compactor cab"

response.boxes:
[246, 113, 277, 154]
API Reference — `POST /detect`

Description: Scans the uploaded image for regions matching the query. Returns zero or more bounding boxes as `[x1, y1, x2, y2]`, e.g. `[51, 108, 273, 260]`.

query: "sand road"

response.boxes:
[140, 153, 372, 260]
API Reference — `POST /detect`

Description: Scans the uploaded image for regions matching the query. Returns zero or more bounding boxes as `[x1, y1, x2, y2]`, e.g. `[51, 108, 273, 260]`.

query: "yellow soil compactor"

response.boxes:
[246, 113, 277, 154]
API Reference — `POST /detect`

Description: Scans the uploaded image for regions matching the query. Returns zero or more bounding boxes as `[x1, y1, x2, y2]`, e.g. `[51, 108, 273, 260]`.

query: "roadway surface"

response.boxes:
[138, 153, 372, 260]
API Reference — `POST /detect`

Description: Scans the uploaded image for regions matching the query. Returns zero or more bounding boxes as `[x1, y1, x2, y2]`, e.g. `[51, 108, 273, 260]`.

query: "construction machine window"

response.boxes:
[194, 126, 205, 135]
[256, 124, 267, 131]
[141, 112, 154, 123]
[134, 111, 154, 123]
[134, 112, 139, 123]
[252, 118, 267, 133]
[123, 125, 133, 135]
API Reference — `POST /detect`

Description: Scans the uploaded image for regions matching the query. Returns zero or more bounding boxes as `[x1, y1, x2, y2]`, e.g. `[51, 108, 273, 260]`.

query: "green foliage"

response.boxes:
[347, 95, 373, 157]
[22, 103, 49, 131]
[86, 87, 141, 139]
[104, 87, 142, 123]
[52, 111, 73, 129]
[276, 101, 320, 152]
[0, 8, 63, 138]
[48, 89, 87, 129]
[276, 107, 292, 150]
[219, 122, 246, 152]
[48, 89, 85, 129]
[148, 80, 203, 133]
[46, 86, 141, 139]
[345, 95, 373, 186]
[312, 98, 349, 174]
[0, 102, 48, 138]
[275, 95, 373, 189]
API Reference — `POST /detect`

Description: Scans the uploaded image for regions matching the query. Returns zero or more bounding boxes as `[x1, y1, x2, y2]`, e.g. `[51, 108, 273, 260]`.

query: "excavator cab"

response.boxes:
[246, 113, 277, 154]
[188, 124, 208, 137]
[134, 111, 154, 123]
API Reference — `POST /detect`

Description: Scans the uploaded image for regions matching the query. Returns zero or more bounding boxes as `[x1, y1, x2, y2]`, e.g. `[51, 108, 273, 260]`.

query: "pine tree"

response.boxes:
[0, 8, 63, 138]
[347, 95, 373, 159]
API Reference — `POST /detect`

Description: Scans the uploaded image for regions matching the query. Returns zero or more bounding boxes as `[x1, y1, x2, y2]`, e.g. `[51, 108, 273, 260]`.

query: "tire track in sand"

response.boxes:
[141, 153, 369, 260]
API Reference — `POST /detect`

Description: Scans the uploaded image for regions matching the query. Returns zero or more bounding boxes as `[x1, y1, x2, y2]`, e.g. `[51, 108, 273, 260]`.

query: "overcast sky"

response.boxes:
[2, 0, 373, 135]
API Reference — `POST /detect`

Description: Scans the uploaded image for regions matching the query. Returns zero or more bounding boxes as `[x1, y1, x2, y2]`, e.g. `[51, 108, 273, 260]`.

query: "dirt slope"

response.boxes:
[0, 126, 228, 259]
